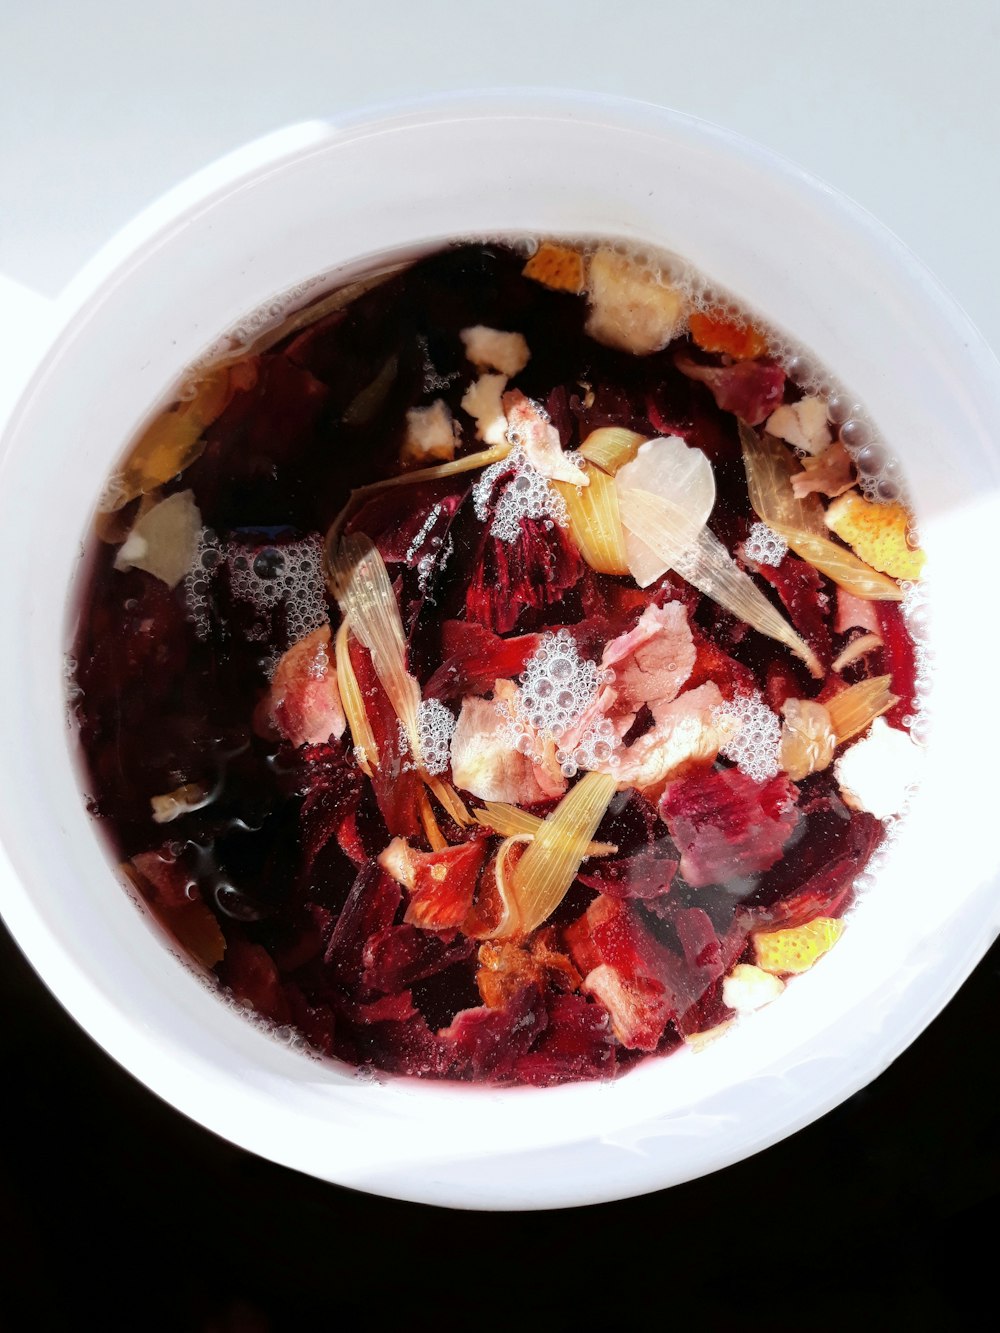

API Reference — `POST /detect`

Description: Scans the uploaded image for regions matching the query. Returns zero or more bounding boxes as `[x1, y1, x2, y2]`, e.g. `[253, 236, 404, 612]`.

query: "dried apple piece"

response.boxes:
[114, 489, 201, 589]
[585, 249, 687, 355]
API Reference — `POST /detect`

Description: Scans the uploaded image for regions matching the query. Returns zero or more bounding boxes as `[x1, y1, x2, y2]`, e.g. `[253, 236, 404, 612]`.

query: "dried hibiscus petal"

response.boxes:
[660, 768, 800, 888]
[577, 841, 678, 900]
[423, 620, 541, 701]
[466, 518, 583, 635]
[745, 554, 832, 669]
[514, 992, 616, 1085]
[675, 353, 785, 426]
[363, 924, 475, 992]
[440, 984, 548, 1080]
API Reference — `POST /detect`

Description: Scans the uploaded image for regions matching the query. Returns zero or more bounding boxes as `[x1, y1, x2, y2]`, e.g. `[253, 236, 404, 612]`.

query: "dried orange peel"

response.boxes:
[752, 918, 845, 975]
[825, 490, 925, 581]
[522, 242, 586, 294]
[689, 309, 768, 360]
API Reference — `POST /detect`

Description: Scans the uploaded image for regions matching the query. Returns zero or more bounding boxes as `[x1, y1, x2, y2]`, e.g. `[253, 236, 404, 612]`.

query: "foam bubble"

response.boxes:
[472, 445, 569, 543]
[713, 691, 782, 783]
[744, 522, 788, 567]
[418, 698, 456, 775]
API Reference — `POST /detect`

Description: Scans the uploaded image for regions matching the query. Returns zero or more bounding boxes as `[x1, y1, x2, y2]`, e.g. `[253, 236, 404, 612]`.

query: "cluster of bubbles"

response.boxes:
[743, 521, 788, 567]
[901, 579, 933, 747]
[472, 446, 569, 543]
[417, 698, 456, 776]
[184, 531, 328, 669]
[497, 630, 619, 777]
[713, 690, 782, 783]
[405, 504, 448, 598]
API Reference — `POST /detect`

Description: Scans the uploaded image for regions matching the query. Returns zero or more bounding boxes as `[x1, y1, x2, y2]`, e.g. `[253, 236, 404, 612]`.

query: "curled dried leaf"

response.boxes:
[472, 801, 616, 857]
[493, 772, 617, 938]
[577, 426, 648, 475]
[831, 632, 883, 673]
[554, 461, 630, 575]
[739, 423, 903, 601]
[826, 674, 896, 743]
[328, 532, 422, 755]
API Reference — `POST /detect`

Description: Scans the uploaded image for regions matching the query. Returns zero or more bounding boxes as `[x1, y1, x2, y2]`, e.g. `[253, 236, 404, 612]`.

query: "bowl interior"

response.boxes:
[2, 94, 999, 1209]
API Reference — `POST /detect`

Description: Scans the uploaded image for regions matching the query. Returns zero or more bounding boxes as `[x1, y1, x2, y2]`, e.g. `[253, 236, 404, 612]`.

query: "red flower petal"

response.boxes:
[675, 353, 786, 426]
[219, 937, 290, 1024]
[748, 554, 832, 668]
[466, 518, 583, 635]
[423, 620, 542, 701]
[660, 769, 800, 888]
[362, 924, 475, 992]
[404, 838, 488, 931]
[440, 985, 548, 1081]
[324, 864, 402, 989]
[514, 993, 617, 1085]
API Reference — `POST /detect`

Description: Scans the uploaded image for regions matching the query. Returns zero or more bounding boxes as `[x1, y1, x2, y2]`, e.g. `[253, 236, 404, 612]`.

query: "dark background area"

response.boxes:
[1, 919, 996, 1333]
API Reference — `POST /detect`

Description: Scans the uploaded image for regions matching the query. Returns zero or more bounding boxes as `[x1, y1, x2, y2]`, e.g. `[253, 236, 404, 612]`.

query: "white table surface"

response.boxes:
[2, 0, 999, 345]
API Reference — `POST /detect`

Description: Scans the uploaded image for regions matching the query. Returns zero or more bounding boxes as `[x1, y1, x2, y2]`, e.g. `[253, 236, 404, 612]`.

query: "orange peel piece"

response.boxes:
[689, 309, 768, 360]
[522, 242, 586, 294]
[753, 917, 845, 975]
[825, 490, 925, 581]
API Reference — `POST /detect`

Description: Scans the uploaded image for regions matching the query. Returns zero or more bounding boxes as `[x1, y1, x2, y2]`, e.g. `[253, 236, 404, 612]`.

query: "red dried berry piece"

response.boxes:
[440, 984, 548, 1081]
[404, 838, 488, 931]
[514, 992, 617, 1086]
[750, 554, 832, 669]
[466, 517, 583, 635]
[362, 924, 475, 992]
[578, 842, 679, 901]
[219, 937, 290, 1024]
[752, 808, 882, 928]
[298, 768, 364, 880]
[284, 983, 337, 1056]
[423, 620, 542, 701]
[684, 624, 757, 699]
[876, 601, 918, 729]
[674, 353, 786, 426]
[324, 864, 402, 990]
[660, 769, 800, 889]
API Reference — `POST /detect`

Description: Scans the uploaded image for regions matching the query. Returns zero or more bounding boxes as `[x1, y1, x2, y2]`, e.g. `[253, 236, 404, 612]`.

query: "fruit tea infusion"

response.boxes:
[70, 240, 927, 1085]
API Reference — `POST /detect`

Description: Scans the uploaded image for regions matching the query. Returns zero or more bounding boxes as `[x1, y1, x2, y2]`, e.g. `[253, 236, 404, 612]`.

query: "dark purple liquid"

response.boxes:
[69, 242, 912, 1084]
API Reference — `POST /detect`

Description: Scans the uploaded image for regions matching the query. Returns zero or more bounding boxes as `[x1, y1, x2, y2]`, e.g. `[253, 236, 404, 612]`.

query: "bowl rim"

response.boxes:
[2, 88, 1000, 1210]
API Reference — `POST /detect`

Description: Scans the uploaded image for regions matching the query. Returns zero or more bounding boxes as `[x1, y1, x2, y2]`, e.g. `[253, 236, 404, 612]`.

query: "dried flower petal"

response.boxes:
[615, 435, 716, 586]
[334, 621, 377, 776]
[555, 460, 630, 575]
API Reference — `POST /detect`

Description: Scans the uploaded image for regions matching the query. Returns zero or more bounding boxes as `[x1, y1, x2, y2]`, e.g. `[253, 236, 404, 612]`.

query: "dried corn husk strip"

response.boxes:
[472, 802, 616, 856]
[619, 488, 823, 678]
[324, 441, 513, 554]
[329, 533, 422, 755]
[577, 427, 648, 475]
[831, 632, 883, 673]
[826, 674, 896, 743]
[493, 772, 617, 938]
[418, 789, 448, 852]
[334, 620, 378, 777]
[425, 775, 471, 828]
[739, 422, 902, 601]
[491, 836, 533, 938]
[554, 461, 630, 575]
[150, 782, 211, 824]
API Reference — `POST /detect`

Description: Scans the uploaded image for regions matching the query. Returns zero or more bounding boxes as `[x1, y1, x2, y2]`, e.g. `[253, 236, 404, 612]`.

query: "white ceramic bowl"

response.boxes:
[1, 92, 999, 1211]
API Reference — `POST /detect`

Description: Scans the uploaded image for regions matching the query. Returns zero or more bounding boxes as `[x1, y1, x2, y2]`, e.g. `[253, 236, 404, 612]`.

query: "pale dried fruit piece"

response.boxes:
[555, 460, 630, 575]
[262, 624, 345, 748]
[504, 390, 587, 485]
[825, 490, 926, 581]
[585, 249, 687, 356]
[835, 588, 883, 636]
[400, 399, 458, 465]
[722, 963, 786, 1012]
[114, 489, 201, 589]
[450, 696, 556, 805]
[779, 698, 836, 781]
[460, 325, 530, 377]
[834, 716, 923, 818]
[461, 373, 508, 445]
[600, 601, 696, 728]
[831, 633, 883, 673]
[753, 918, 844, 975]
[684, 1021, 734, 1051]
[766, 396, 832, 455]
[615, 436, 715, 586]
[611, 682, 732, 793]
[150, 782, 211, 824]
[522, 242, 586, 294]
[791, 441, 856, 499]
